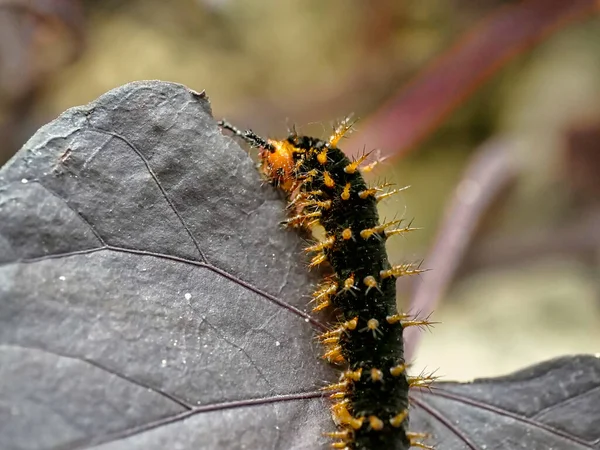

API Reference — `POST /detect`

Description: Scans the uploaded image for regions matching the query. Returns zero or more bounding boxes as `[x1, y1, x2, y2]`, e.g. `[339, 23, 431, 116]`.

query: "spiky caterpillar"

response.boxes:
[219, 119, 432, 450]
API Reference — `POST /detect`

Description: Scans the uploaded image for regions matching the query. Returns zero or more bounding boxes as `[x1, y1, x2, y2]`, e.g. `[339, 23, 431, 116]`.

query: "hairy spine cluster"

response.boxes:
[219, 119, 433, 450]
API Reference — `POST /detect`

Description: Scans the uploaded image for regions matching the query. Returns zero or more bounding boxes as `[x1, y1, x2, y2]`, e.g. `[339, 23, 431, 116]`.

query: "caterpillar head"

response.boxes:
[259, 138, 302, 192]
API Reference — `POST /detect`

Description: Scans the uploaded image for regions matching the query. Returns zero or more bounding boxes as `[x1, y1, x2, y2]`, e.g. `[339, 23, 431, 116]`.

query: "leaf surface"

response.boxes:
[0, 81, 598, 450]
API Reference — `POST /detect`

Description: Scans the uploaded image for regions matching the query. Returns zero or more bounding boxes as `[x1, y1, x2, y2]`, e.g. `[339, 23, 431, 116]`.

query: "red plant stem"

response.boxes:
[346, 0, 600, 159]
[404, 139, 518, 361]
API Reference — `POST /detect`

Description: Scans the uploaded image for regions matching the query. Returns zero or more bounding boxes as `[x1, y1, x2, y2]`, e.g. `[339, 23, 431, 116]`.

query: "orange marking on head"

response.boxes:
[259, 139, 300, 192]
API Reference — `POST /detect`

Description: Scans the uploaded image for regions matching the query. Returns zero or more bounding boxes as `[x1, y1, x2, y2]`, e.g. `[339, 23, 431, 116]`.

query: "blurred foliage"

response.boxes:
[1, 0, 600, 379]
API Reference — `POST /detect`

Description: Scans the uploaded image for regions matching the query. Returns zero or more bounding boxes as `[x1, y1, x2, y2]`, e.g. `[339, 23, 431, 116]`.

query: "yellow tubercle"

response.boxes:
[318, 148, 329, 165]
[369, 368, 383, 382]
[390, 363, 409, 377]
[323, 171, 336, 188]
[341, 182, 352, 200]
[368, 415, 385, 431]
[389, 409, 409, 428]
[362, 275, 380, 294]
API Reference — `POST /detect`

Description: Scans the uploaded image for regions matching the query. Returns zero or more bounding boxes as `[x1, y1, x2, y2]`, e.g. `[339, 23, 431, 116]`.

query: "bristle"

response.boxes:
[324, 430, 351, 440]
[384, 221, 421, 238]
[375, 185, 409, 202]
[344, 152, 371, 175]
[298, 198, 333, 210]
[408, 371, 438, 391]
[386, 313, 437, 330]
[322, 381, 349, 392]
[283, 210, 321, 227]
[360, 220, 402, 240]
[407, 431, 434, 449]
[380, 263, 426, 279]
[305, 236, 335, 253]
[323, 345, 345, 364]
[309, 252, 328, 268]
[328, 116, 356, 148]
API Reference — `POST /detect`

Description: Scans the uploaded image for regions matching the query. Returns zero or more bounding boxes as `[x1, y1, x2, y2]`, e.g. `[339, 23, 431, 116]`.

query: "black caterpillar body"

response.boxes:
[219, 119, 432, 450]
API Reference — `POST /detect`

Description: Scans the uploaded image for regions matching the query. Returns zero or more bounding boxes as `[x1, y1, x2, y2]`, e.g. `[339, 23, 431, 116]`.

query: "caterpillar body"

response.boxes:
[219, 119, 433, 450]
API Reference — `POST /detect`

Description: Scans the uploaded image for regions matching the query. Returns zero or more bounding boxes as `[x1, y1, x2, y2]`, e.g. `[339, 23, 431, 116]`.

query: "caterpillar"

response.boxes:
[219, 118, 434, 450]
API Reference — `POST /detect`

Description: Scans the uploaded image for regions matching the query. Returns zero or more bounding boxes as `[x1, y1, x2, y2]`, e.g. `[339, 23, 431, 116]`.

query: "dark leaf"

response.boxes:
[1, 81, 598, 450]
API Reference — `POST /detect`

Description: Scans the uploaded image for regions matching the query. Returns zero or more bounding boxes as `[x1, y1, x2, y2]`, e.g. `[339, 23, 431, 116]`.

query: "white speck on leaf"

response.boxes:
[184, 292, 192, 300]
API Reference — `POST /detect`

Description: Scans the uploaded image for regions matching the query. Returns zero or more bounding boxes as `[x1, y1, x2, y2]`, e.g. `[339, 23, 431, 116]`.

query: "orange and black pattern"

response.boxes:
[219, 118, 433, 450]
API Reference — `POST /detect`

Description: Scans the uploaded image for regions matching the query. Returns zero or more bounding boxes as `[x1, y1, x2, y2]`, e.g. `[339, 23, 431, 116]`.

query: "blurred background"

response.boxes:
[1, 0, 599, 381]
